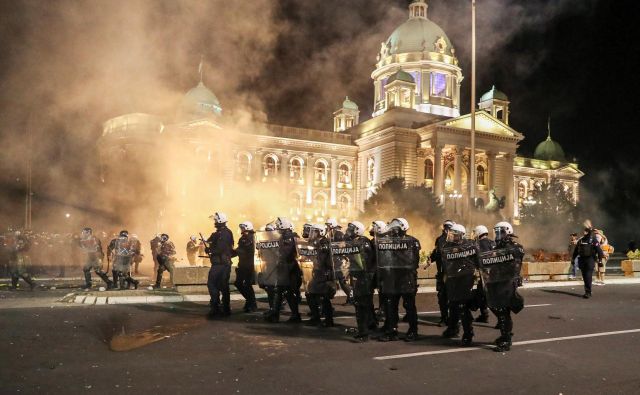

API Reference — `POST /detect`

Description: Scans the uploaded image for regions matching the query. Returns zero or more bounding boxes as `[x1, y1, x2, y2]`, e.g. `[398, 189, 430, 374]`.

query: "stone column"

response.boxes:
[330, 157, 338, 206]
[305, 154, 314, 205]
[454, 147, 462, 194]
[504, 153, 515, 221]
[486, 151, 496, 191]
[434, 145, 444, 199]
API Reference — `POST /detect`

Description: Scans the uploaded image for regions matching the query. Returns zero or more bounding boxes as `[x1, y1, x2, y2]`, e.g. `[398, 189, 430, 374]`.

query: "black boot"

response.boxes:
[83, 270, 92, 289]
[461, 331, 474, 347]
[155, 270, 163, 289]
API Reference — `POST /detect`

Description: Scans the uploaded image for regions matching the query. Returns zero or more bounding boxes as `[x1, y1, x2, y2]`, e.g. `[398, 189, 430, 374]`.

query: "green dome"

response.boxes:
[181, 81, 222, 117]
[385, 17, 455, 57]
[480, 85, 508, 102]
[534, 136, 566, 162]
[342, 96, 358, 110]
[387, 69, 415, 84]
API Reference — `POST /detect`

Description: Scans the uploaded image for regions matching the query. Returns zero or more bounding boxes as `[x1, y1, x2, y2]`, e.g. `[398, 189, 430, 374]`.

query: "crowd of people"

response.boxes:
[2, 213, 612, 351]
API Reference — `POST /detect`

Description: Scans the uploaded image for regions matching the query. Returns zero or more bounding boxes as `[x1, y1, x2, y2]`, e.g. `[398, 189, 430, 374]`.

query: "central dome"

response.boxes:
[180, 81, 222, 119]
[386, 17, 455, 57]
[534, 136, 566, 162]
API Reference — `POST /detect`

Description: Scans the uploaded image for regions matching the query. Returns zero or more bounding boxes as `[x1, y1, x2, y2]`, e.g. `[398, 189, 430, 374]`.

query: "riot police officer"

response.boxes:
[233, 222, 257, 313]
[78, 227, 112, 289]
[149, 234, 161, 274]
[155, 234, 176, 288]
[572, 226, 604, 299]
[264, 217, 302, 323]
[326, 218, 353, 305]
[377, 218, 421, 342]
[108, 230, 139, 290]
[344, 221, 376, 342]
[206, 212, 234, 318]
[186, 236, 200, 266]
[304, 224, 335, 327]
[430, 220, 455, 326]
[441, 224, 478, 346]
[479, 221, 526, 352]
[7, 230, 36, 290]
[473, 225, 494, 323]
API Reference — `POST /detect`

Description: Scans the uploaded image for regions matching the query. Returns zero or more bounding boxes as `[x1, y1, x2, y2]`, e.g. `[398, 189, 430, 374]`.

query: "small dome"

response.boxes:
[180, 81, 222, 118]
[342, 96, 358, 110]
[480, 85, 508, 102]
[534, 136, 566, 162]
[387, 69, 415, 84]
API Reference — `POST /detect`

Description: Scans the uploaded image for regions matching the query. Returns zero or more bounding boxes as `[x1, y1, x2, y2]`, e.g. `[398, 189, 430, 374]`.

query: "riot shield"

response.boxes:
[376, 236, 418, 295]
[333, 239, 373, 297]
[255, 231, 281, 288]
[297, 239, 335, 295]
[442, 242, 478, 302]
[478, 246, 523, 308]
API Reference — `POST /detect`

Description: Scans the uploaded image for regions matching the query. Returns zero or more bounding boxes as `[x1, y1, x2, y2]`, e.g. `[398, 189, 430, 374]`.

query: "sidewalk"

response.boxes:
[2, 276, 639, 308]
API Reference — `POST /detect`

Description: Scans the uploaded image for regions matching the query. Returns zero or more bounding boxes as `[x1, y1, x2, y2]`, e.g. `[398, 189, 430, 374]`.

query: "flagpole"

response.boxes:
[470, 0, 477, 206]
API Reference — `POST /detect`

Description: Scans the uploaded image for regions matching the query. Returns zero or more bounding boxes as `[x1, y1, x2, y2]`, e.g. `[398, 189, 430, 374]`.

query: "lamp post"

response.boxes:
[470, 0, 477, 204]
[449, 190, 463, 218]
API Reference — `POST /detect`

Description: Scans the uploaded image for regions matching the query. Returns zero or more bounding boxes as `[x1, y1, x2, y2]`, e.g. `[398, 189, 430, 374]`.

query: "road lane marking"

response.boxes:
[373, 328, 640, 360]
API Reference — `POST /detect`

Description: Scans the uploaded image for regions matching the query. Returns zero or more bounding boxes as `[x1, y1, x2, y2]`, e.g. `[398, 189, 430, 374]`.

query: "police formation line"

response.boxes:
[3, 215, 604, 352]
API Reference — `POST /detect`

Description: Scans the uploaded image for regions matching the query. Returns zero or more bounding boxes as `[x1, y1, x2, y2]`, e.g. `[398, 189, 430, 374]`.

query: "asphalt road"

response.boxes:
[1, 284, 639, 395]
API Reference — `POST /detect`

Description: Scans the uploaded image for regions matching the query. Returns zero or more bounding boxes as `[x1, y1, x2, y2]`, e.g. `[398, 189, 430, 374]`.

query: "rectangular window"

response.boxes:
[431, 72, 447, 98]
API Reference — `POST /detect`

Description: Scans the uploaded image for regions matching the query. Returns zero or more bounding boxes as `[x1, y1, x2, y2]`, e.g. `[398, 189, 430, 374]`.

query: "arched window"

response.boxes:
[367, 158, 375, 184]
[314, 160, 328, 184]
[314, 193, 328, 216]
[263, 154, 278, 177]
[476, 165, 486, 185]
[338, 162, 351, 185]
[236, 152, 251, 180]
[289, 157, 304, 182]
[424, 159, 434, 180]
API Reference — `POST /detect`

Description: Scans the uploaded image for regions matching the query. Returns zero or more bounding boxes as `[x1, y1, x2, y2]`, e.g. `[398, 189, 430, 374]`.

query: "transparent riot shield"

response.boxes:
[255, 231, 281, 288]
[297, 239, 334, 295]
[478, 246, 523, 308]
[333, 239, 373, 298]
[442, 242, 478, 302]
[375, 236, 419, 295]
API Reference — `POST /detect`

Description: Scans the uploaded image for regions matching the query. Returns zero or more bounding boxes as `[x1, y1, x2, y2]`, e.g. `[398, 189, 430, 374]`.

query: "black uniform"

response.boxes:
[572, 232, 604, 297]
[442, 239, 479, 345]
[345, 234, 376, 339]
[330, 229, 353, 304]
[482, 237, 526, 351]
[233, 231, 257, 312]
[265, 229, 301, 323]
[430, 232, 449, 324]
[206, 224, 234, 317]
[305, 235, 336, 327]
[475, 237, 496, 322]
[377, 232, 421, 341]
[78, 235, 112, 289]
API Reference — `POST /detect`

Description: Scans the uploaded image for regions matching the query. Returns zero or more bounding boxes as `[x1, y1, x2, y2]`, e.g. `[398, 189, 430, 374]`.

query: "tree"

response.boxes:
[519, 178, 577, 225]
[360, 177, 442, 241]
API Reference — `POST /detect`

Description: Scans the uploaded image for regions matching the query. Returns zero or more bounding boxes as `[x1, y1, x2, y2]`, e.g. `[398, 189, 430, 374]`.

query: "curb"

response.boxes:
[64, 278, 640, 306]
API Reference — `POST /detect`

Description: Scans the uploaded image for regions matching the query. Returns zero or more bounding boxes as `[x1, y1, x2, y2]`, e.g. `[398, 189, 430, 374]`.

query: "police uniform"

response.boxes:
[233, 231, 257, 312]
[7, 234, 36, 290]
[78, 235, 112, 289]
[156, 240, 176, 288]
[206, 224, 234, 317]
[265, 229, 301, 323]
[572, 232, 604, 298]
[430, 231, 449, 325]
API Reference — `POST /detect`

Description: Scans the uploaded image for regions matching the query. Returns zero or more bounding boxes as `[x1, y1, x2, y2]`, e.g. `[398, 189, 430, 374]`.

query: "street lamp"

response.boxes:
[448, 190, 463, 216]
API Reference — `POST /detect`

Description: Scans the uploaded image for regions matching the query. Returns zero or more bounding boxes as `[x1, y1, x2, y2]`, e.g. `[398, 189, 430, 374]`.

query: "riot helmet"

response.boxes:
[447, 224, 466, 243]
[81, 227, 92, 240]
[494, 222, 514, 242]
[474, 225, 489, 239]
[119, 230, 129, 238]
[309, 223, 326, 241]
[160, 233, 169, 242]
[346, 221, 365, 238]
[325, 218, 339, 230]
[190, 235, 197, 242]
[275, 217, 294, 232]
[443, 220, 455, 232]
[210, 212, 228, 228]
[387, 218, 409, 236]
[264, 222, 277, 232]
[370, 220, 387, 236]
[239, 221, 254, 232]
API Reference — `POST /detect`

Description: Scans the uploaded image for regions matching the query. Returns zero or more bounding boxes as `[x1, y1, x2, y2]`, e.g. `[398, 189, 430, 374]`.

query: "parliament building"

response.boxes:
[99, 0, 583, 228]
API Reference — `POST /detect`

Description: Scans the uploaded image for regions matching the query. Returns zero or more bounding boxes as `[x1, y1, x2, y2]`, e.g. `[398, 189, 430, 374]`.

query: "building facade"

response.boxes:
[99, 0, 582, 226]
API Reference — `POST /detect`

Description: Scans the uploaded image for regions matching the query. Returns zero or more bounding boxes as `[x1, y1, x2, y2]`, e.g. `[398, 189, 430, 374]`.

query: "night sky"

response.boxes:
[0, 0, 639, 244]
